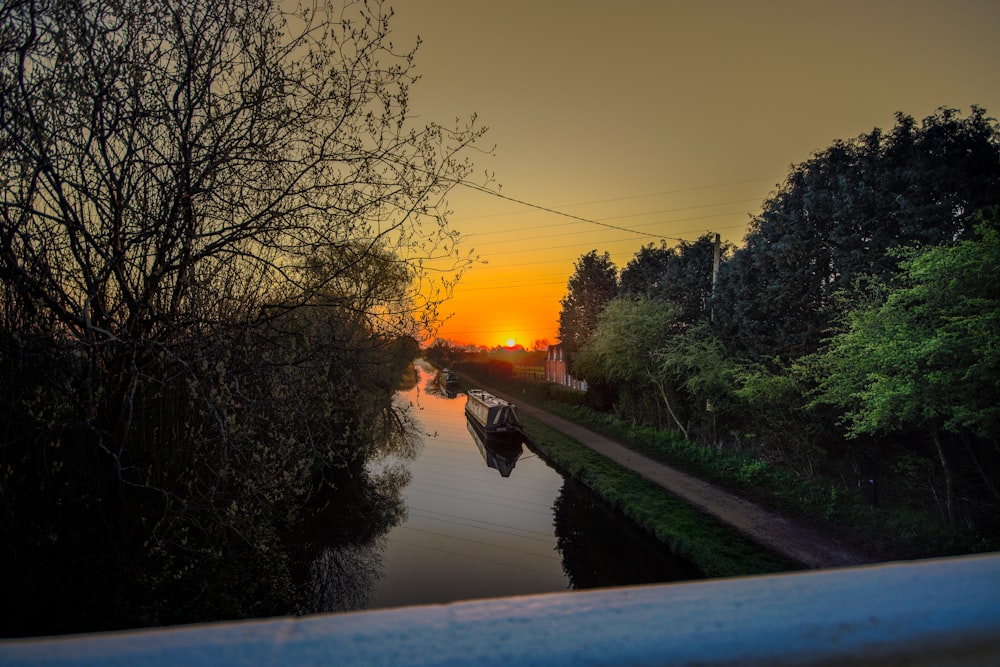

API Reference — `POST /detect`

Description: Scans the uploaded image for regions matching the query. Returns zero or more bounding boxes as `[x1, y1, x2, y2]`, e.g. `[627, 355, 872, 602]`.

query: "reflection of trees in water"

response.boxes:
[553, 479, 703, 589]
[296, 463, 411, 614]
[304, 538, 387, 613]
[421, 371, 458, 399]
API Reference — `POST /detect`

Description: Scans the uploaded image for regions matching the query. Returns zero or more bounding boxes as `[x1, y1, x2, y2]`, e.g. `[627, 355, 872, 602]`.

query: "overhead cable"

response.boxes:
[457, 181, 687, 242]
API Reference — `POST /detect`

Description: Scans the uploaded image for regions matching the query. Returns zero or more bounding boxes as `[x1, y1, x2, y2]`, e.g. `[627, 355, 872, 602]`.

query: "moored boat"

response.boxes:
[439, 368, 459, 389]
[464, 388, 522, 442]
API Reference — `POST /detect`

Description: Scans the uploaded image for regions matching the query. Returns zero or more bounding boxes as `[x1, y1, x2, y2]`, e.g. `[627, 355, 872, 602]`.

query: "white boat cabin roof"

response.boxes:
[467, 388, 514, 408]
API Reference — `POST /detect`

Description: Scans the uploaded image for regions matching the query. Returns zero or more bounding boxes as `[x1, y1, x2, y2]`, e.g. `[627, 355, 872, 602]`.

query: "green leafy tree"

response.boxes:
[727, 359, 830, 476]
[575, 296, 689, 437]
[557, 250, 618, 370]
[656, 323, 741, 447]
[714, 107, 1000, 362]
[810, 216, 1000, 522]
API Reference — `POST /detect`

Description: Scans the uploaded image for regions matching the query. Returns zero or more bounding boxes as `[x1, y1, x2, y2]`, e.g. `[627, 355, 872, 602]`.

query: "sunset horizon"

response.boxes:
[6, 0, 998, 644]
[392, 1, 1000, 351]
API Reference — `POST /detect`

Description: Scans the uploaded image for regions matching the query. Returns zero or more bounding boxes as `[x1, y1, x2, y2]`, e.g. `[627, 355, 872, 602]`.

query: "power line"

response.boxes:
[461, 199, 757, 240]
[463, 222, 751, 274]
[423, 180, 765, 342]
[457, 181, 687, 242]
[451, 177, 772, 222]
[466, 210, 749, 252]
[457, 280, 565, 293]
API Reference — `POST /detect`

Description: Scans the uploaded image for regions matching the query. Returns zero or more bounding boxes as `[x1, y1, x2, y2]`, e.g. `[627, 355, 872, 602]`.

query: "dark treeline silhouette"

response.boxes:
[558, 107, 1000, 535]
[0, 0, 483, 636]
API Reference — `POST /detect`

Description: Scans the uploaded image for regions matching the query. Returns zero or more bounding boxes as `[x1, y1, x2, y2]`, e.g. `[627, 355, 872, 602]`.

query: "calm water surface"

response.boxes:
[365, 362, 700, 610]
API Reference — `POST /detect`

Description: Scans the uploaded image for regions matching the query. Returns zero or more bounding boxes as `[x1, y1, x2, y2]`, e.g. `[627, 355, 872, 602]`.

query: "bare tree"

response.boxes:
[0, 0, 482, 451]
[0, 0, 485, 631]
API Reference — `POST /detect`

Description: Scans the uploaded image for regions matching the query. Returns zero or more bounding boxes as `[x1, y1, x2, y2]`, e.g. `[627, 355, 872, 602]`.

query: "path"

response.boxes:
[482, 383, 869, 570]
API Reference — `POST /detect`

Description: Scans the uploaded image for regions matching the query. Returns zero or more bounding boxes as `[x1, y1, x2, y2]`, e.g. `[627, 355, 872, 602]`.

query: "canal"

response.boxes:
[328, 361, 702, 611]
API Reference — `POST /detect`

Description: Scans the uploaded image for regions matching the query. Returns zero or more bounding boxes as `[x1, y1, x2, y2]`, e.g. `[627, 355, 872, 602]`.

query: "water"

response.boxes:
[359, 362, 701, 609]
[370, 368, 700, 607]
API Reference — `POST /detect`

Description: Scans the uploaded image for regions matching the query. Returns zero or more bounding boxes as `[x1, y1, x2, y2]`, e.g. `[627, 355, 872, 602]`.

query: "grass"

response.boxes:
[541, 404, 997, 561]
[519, 412, 796, 578]
[458, 363, 998, 563]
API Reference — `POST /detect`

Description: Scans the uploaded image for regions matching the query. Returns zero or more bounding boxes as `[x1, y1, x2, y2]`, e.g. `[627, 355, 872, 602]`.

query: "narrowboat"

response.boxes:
[464, 388, 523, 442]
[439, 368, 459, 389]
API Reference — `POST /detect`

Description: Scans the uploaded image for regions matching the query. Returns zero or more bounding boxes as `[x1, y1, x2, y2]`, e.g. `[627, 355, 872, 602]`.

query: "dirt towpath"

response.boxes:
[483, 385, 869, 570]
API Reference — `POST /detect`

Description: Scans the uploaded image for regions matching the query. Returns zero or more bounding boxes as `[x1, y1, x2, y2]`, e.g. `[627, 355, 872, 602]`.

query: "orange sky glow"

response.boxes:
[388, 1, 1000, 349]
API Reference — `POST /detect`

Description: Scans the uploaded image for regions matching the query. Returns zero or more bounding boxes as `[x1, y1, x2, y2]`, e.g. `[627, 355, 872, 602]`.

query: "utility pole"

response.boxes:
[710, 233, 721, 322]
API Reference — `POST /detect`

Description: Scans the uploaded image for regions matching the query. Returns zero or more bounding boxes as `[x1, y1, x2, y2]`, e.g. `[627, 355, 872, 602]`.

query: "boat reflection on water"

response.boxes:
[463, 388, 525, 477]
[466, 419, 524, 477]
[425, 371, 459, 399]
[439, 368, 460, 394]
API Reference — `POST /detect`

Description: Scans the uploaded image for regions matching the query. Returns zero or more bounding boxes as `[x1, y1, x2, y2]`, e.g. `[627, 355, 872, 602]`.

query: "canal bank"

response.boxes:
[462, 375, 868, 574]
[353, 361, 706, 611]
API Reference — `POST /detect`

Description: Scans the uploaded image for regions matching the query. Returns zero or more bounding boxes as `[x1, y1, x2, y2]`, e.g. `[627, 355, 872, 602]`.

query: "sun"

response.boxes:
[505, 337, 516, 348]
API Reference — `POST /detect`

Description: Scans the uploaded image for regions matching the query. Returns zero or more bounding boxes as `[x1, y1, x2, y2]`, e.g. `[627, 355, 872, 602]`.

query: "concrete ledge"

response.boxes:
[3, 554, 1000, 666]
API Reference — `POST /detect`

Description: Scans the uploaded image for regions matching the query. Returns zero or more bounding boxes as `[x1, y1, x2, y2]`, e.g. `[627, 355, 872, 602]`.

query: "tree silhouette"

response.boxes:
[557, 250, 617, 371]
[0, 0, 484, 634]
[714, 107, 1000, 362]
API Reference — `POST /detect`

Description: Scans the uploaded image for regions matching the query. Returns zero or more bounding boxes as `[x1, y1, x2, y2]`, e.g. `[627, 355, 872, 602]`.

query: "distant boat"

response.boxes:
[439, 368, 459, 389]
[464, 388, 523, 443]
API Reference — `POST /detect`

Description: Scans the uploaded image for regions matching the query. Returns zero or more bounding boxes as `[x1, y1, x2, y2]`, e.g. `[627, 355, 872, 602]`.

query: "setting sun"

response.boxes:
[505, 338, 516, 348]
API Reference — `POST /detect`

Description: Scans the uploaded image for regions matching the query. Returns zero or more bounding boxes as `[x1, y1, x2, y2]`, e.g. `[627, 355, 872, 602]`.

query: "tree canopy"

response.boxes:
[0, 0, 485, 634]
[713, 107, 1000, 361]
[576, 296, 690, 436]
[619, 234, 723, 323]
[553, 106, 1000, 531]
[812, 219, 1000, 442]
[619, 242, 675, 299]
[807, 214, 1000, 520]
[0, 0, 482, 344]
[557, 249, 617, 369]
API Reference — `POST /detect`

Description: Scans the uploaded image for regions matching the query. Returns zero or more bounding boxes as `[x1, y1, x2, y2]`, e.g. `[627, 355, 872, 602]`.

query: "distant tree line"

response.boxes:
[424, 338, 547, 368]
[558, 107, 1000, 531]
[0, 0, 482, 635]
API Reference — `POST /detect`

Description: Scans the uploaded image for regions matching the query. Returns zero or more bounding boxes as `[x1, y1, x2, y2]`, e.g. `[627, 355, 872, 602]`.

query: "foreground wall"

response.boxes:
[3, 553, 999, 666]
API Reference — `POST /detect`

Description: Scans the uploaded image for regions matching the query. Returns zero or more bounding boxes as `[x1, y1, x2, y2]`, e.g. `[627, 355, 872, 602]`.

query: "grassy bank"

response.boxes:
[518, 411, 796, 577]
[458, 363, 997, 563]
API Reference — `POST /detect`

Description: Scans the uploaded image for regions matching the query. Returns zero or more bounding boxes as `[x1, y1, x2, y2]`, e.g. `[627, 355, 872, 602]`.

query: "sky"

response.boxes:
[387, 1, 1000, 349]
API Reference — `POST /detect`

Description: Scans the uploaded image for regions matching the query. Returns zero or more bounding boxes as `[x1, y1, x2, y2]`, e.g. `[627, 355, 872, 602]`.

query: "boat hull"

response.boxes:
[464, 388, 523, 444]
[439, 369, 459, 388]
[465, 410, 523, 444]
